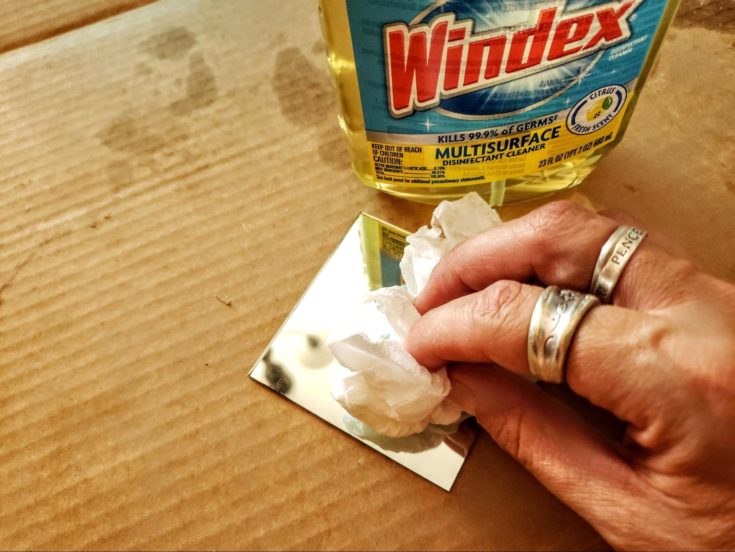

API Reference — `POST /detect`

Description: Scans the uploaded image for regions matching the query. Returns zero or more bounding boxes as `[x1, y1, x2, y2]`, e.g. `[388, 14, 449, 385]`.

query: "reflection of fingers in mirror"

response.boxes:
[279, 329, 334, 369]
[441, 417, 477, 457]
[263, 349, 292, 395]
[343, 413, 463, 454]
[299, 333, 332, 369]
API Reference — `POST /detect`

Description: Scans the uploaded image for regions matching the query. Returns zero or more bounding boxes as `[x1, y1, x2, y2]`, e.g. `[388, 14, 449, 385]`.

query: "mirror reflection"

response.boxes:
[250, 214, 476, 490]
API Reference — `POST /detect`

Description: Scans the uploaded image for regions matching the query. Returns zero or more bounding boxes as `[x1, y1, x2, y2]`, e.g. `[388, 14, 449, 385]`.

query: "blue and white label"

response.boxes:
[345, 0, 668, 138]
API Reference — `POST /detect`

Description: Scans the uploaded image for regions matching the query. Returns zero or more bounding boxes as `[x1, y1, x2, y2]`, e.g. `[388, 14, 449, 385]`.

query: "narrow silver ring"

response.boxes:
[527, 286, 600, 384]
[590, 225, 647, 303]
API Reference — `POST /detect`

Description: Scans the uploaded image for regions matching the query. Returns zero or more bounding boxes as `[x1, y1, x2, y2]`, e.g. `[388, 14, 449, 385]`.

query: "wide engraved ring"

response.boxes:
[527, 286, 600, 384]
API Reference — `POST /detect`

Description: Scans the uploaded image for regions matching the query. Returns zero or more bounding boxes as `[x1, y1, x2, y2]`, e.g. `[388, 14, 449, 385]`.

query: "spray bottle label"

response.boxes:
[345, 0, 667, 187]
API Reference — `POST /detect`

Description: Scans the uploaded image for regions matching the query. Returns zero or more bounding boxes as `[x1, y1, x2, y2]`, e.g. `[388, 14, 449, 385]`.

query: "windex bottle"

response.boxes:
[319, 0, 679, 204]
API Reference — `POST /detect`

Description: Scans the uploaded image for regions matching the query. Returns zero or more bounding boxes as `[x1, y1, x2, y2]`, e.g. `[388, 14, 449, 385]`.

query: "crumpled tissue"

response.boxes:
[401, 191, 502, 297]
[329, 193, 502, 437]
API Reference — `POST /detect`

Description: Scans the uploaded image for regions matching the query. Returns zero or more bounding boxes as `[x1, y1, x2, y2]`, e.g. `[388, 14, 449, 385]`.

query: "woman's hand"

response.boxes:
[404, 200, 735, 550]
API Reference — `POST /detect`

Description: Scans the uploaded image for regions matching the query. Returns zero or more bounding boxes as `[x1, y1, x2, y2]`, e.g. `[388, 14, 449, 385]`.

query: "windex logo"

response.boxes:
[384, 0, 642, 118]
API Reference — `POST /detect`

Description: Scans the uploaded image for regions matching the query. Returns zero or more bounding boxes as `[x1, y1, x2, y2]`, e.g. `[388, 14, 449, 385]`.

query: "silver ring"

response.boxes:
[527, 286, 600, 384]
[590, 225, 647, 303]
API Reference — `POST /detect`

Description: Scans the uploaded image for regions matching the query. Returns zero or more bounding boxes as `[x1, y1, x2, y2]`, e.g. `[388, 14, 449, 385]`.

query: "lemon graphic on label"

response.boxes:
[586, 96, 614, 122]
[567, 85, 627, 135]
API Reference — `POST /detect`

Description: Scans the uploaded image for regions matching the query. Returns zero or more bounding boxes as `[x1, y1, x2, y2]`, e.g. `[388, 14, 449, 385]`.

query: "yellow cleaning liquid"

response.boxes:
[319, 0, 679, 205]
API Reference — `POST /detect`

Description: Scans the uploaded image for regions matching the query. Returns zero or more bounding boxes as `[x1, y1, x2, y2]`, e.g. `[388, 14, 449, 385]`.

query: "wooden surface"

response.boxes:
[0, 0, 732, 549]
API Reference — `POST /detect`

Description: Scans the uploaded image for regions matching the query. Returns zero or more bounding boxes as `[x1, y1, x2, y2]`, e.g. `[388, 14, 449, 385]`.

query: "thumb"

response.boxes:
[449, 364, 638, 527]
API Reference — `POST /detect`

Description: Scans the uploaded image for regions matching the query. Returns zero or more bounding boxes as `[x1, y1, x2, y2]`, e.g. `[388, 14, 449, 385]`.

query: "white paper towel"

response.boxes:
[329, 193, 501, 438]
[401, 192, 502, 297]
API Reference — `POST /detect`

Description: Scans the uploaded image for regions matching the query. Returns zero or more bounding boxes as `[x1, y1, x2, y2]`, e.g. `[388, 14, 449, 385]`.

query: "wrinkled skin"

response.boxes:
[404, 201, 735, 550]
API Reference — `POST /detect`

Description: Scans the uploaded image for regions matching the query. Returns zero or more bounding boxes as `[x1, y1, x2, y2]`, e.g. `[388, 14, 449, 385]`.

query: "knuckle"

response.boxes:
[526, 200, 584, 234]
[631, 318, 678, 374]
[472, 280, 525, 323]
[424, 244, 478, 299]
[449, 244, 494, 292]
[638, 316, 675, 351]
[676, 258, 700, 282]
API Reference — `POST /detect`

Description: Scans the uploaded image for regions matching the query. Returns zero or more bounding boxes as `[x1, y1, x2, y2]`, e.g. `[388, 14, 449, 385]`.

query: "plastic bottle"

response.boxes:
[319, 0, 680, 205]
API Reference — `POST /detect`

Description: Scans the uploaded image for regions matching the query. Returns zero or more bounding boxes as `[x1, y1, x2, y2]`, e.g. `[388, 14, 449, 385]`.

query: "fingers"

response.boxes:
[405, 280, 669, 425]
[414, 200, 696, 314]
[408, 280, 537, 373]
[447, 363, 637, 529]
